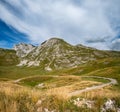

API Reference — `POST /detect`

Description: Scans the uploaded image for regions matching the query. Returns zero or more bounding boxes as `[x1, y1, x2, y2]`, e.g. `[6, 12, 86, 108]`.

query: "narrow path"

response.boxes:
[14, 75, 118, 97]
[69, 76, 117, 96]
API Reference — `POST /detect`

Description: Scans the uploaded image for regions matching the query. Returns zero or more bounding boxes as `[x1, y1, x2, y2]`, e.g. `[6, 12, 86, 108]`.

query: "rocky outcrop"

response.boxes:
[14, 43, 35, 58]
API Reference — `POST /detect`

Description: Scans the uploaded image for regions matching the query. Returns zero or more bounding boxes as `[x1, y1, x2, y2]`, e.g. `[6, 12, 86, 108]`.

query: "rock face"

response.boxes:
[73, 98, 94, 109]
[13, 38, 120, 70]
[14, 43, 35, 58]
[101, 99, 120, 112]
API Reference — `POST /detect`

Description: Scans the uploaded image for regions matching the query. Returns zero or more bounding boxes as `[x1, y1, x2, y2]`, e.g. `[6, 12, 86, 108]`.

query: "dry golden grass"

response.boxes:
[0, 82, 70, 112]
[0, 82, 43, 112]
[0, 77, 119, 112]
[67, 80, 102, 92]
[77, 85, 120, 99]
[46, 87, 70, 100]
[0, 101, 18, 112]
[0, 82, 44, 102]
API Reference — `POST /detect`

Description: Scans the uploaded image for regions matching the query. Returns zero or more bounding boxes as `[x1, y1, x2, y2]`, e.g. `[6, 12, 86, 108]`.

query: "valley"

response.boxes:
[0, 38, 120, 112]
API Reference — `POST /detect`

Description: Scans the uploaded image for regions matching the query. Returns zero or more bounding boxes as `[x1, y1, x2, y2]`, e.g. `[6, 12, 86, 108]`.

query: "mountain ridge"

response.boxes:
[12, 38, 120, 70]
[0, 38, 120, 70]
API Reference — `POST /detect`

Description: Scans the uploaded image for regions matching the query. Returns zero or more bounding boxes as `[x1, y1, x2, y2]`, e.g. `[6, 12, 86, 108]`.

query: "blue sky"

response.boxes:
[0, 19, 28, 48]
[0, 0, 120, 50]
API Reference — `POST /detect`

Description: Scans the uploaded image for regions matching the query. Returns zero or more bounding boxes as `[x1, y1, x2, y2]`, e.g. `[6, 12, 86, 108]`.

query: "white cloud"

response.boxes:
[0, 0, 120, 50]
[110, 39, 120, 51]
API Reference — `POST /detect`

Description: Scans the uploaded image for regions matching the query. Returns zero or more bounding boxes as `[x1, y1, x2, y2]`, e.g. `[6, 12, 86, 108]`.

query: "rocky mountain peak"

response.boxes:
[16, 38, 96, 69]
[41, 38, 68, 47]
[14, 43, 35, 58]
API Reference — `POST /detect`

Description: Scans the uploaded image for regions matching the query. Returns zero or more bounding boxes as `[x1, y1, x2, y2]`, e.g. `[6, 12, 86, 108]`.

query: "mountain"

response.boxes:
[12, 38, 120, 71]
[13, 43, 35, 58]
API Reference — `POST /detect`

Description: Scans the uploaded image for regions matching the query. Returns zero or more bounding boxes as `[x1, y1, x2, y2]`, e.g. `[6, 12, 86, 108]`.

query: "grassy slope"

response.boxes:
[63, 57, 120, 90]
[0, 57, 120, 79]
[0, 48, 19, 66]
[0, 66, 47, 79]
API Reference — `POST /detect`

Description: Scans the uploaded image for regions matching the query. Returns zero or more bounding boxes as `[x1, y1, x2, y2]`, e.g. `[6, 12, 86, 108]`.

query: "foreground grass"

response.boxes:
[0, 82, 120, 112]
[0, 82, 69, 112]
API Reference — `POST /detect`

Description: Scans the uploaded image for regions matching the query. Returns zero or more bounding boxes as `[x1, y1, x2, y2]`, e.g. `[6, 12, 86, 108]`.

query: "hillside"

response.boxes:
[0, 48, 19, 66]
[13, 38, 120, 71]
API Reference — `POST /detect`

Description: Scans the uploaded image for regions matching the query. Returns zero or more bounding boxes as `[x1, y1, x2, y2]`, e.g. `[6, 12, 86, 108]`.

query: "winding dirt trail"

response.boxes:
[14, 75, 117, 96]
[69, 76, 117, 96]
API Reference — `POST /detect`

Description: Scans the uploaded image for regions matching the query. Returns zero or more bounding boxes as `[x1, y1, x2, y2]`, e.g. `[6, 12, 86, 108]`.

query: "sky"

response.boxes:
[0, 0, 120, 50]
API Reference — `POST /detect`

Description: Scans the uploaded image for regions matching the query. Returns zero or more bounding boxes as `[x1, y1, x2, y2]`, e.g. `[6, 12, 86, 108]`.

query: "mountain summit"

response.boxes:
[12, 38, 120, 71]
